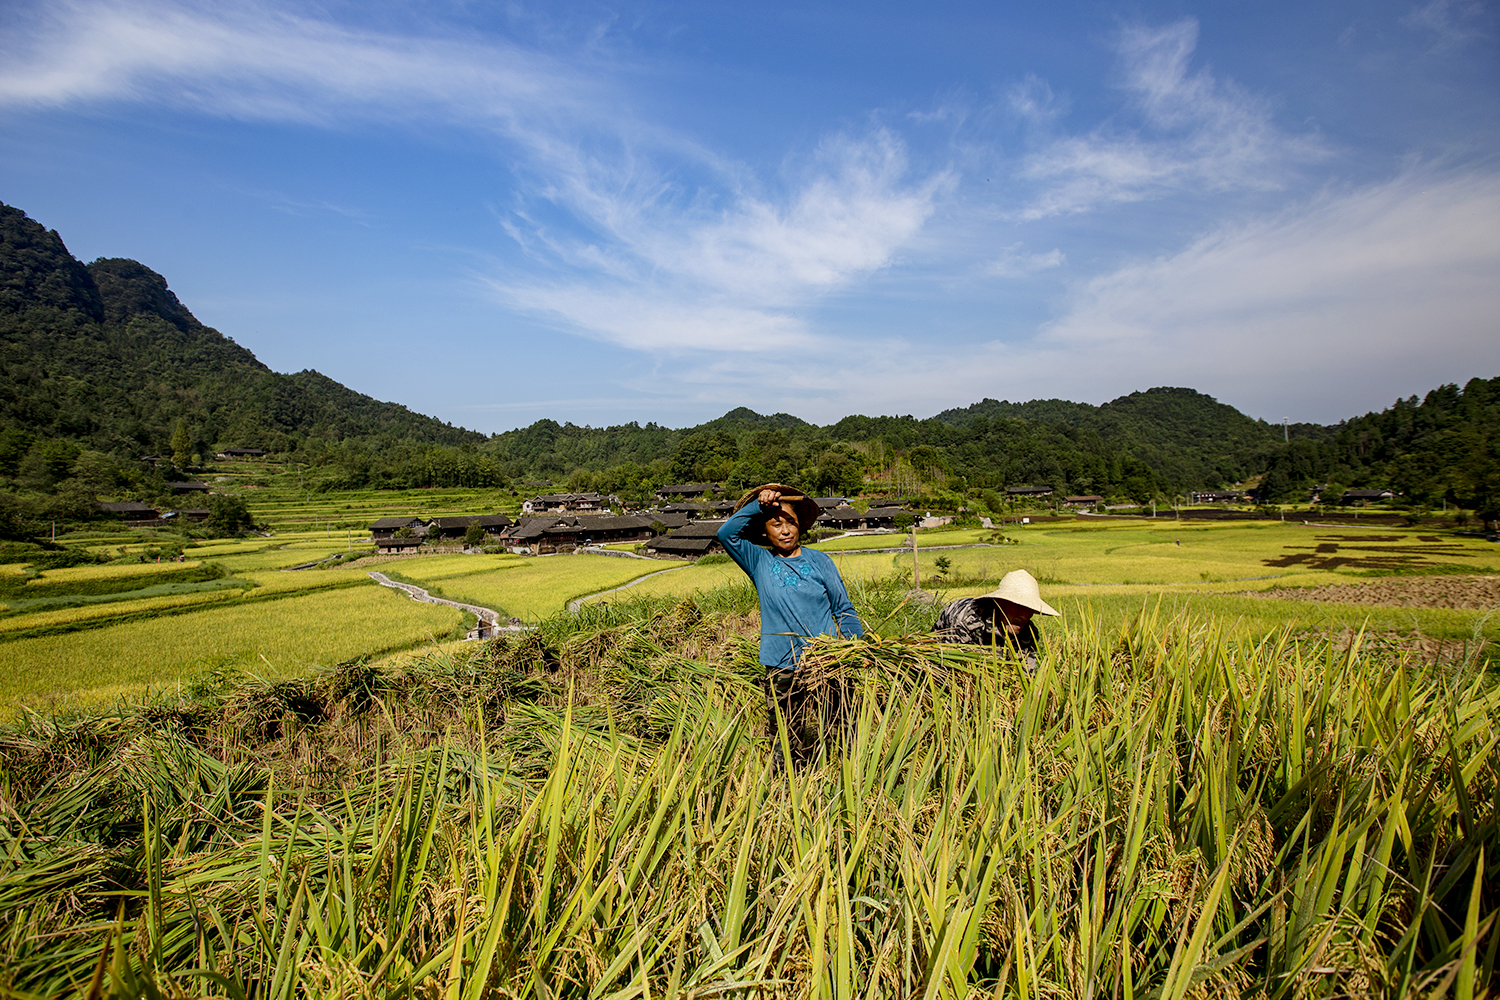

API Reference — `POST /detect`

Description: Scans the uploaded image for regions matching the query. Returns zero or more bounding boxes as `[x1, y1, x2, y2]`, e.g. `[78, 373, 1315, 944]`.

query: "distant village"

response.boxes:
[362, 481, 1401, 559]
[368, 483, 913, 558]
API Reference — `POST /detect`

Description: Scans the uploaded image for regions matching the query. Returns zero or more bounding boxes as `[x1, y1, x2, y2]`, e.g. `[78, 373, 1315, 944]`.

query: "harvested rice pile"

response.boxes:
[1253, 574, 1500, 610]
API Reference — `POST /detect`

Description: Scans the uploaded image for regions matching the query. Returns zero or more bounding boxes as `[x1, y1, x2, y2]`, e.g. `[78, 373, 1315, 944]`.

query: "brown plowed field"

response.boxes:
[1252, 575, 1500, 610]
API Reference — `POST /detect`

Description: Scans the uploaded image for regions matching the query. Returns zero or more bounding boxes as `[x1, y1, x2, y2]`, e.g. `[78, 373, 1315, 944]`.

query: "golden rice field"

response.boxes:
[24, 559, 205, 584]
[384, 552, 682, 620]
[4, 515, 1497, 709]
[0, 585, 461, 706]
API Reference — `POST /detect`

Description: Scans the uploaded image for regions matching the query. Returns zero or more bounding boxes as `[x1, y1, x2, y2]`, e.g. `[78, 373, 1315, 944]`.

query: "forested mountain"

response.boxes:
[0, 203, 482, 461]
[1258, 377, 1500, 516]
[1, 200, 1494, 526]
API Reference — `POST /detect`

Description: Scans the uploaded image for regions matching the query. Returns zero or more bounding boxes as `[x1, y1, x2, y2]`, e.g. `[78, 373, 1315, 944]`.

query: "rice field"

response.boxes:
[0, 592, 1493, 996]
[23, 560, 206, 585]
[0, 584, 463, 706]
[384, 552, 686, 620]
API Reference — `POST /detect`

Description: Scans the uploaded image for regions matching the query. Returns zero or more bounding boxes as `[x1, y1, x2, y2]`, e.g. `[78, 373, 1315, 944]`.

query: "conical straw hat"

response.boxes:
[733, 483, 821, 532]
[975, 569, 1058, 616]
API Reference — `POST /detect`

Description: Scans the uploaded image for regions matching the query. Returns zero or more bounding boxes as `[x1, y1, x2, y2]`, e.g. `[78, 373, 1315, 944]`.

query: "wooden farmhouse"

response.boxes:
[216, 448, 266, 459]
[520, 492, 617, 515]
[645, 519, 727, 558]
[656, 483, 718, 502]
[98, 501, 160, 523]
[369, 516, 427, 540]
[428, 514, 513, 540]
[1063, 495, 1104, 509]
[375, 536, 424, 555]
[500, 515, 662, 554]
[816, 505, 905, 531]
[1339, 488, 1395, 505]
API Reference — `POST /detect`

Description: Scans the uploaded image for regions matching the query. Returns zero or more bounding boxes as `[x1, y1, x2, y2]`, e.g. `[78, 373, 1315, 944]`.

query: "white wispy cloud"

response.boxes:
[637, 171, 1500, 425]
[1017, 19, 1325, 219]
[0, 0, 948, 356]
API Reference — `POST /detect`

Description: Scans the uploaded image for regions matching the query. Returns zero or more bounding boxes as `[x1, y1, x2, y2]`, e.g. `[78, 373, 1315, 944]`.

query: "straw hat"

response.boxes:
[975, 569, 1058, 616]
[733, 483, 822, 533]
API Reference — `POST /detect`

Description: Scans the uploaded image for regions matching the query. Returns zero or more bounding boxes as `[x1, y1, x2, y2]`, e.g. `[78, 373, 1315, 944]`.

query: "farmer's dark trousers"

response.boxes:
[763, 667, 854, 771]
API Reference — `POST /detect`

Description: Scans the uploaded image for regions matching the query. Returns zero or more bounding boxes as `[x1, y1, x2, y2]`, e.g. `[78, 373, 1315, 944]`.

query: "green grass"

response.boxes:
[0, 593, 1493, 996]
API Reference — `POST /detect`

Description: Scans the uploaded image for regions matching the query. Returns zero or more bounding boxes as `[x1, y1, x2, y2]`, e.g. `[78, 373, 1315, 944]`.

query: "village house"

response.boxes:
[500, 514, 662, 553]
[655, 482, 718, 502]
[97, 501, 160, 523]
[368, 516, 427, 540]
[375, 536, 425, 555]
[216, 448, 266, 459]
[816, 505, 905, 531]
[1339, 488, 1396, 505]
[657, 502, 708, 518]
[1063, 495, 1104, 509]
[427, 514, 514, 540]
[645, 519, 727, 558]
[520, 492, 618, 515]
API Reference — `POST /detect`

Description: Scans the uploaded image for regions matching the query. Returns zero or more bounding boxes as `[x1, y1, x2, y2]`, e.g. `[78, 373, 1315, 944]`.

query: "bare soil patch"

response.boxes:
[1252, 575, 1500, 611]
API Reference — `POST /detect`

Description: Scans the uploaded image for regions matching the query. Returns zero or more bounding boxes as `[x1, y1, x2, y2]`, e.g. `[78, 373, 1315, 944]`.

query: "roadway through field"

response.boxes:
[567, 565, 691, 612]
[367, 571, 531, 634]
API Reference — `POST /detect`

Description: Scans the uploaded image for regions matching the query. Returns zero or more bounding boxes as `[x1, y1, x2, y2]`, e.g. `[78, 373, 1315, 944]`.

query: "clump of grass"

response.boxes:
[0, 593, 1495, 997]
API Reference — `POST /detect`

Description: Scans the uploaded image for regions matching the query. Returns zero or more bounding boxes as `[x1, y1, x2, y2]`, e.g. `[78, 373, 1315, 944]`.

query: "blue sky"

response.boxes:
[2, 0, 1496, 432]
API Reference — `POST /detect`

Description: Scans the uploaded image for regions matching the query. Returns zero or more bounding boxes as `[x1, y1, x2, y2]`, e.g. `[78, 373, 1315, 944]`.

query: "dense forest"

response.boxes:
[2, 200, 1496, 535]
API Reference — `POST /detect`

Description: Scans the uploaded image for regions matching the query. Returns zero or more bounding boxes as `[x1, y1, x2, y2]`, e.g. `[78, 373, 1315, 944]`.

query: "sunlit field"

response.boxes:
[1, 586, 1493, 996]
[0, 585, 462, 706]
[383, 552, 686, 620]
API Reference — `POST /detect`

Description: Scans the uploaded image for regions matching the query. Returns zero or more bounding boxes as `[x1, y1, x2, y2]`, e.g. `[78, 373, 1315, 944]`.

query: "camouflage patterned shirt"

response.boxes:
[934, 597, 1040, 671]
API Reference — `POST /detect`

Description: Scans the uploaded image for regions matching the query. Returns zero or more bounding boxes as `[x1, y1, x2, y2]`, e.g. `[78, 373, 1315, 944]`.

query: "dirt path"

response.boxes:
[367, 571, 530, 635]
[566, 565, 692, 613]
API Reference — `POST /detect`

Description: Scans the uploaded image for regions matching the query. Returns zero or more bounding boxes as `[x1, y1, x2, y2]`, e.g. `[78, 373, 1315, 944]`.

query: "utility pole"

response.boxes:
[911, 521, 920, 589]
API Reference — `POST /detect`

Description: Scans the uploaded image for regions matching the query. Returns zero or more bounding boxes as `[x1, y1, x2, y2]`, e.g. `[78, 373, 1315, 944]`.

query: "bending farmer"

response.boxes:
[935, 568, 1057, 672]
[718, 483, 864, 769]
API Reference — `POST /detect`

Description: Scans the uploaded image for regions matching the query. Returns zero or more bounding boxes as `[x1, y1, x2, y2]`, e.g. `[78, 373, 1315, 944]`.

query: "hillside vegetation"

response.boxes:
[3, 200, 1497, 534]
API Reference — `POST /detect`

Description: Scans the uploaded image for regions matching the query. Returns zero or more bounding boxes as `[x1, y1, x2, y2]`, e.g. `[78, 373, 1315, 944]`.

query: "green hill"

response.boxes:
[0, 202, 483, 460]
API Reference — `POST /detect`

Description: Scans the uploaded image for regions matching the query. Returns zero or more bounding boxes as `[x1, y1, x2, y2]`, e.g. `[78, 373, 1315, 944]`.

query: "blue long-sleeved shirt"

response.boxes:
[717, 500, 863, 669]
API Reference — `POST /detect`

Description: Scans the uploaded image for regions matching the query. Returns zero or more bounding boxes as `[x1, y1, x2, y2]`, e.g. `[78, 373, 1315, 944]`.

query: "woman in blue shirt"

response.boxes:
[717, 483, 863, 768]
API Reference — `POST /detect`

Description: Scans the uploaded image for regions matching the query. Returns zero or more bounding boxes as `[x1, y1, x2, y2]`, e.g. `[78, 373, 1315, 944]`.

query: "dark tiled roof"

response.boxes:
[647, 536, 718, 553]
[862, 507, 904, 517]
[662, 519, 726, 538]
[370, 516, 423, 530]
[1064, 496, 1103, 503]
[642, 513, 691, 529]
[376, 537, 424, 549]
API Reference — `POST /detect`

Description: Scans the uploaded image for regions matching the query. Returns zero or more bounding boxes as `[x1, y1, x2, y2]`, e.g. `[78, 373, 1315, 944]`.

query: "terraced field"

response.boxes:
[7, 493, 1498, 709]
